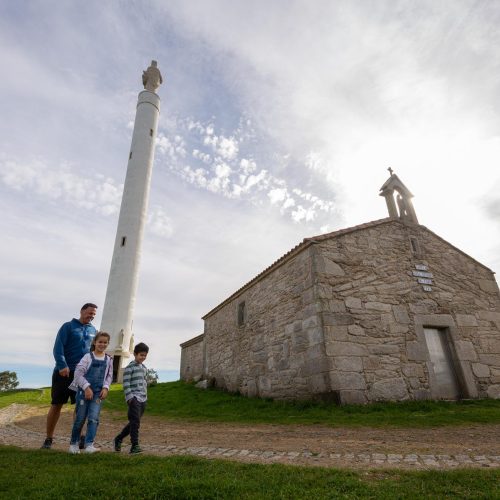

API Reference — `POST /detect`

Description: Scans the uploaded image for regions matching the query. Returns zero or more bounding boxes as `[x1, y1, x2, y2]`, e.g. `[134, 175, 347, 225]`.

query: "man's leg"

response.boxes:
[42, 370, 71, 448]
[46, 404, 63, 438]
[41, 403, 63, 448]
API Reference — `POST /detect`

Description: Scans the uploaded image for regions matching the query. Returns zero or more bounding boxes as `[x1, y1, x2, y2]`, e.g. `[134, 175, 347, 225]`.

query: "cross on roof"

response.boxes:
[388, 167, 394, 176]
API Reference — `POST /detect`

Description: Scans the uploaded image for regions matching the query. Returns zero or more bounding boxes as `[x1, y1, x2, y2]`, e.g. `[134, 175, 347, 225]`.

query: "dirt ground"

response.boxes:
[2, 404, 499, 468]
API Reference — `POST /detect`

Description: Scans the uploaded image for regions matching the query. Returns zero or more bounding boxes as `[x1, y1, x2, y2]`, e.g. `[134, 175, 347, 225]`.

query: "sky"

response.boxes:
[1, 1, 499, 388]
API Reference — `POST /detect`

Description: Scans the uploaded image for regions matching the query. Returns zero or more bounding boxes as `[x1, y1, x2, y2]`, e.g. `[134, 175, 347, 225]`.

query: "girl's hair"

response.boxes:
[90, 331, 110, 351]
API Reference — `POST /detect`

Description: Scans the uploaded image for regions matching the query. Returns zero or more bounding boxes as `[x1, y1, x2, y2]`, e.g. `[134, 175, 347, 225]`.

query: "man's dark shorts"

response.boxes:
[51, 370, 76, 405]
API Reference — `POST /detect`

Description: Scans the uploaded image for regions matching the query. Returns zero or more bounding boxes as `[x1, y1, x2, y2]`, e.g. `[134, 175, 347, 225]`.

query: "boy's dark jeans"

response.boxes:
[117, 398, 146, 446]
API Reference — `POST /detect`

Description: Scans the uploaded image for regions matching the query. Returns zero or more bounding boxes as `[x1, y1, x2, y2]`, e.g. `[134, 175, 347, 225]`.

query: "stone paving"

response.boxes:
[1, 419, 499, 469]
[2, 404, 499, 469]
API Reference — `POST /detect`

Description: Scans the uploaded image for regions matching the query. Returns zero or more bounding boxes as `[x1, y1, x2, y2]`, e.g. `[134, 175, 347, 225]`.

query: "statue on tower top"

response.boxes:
[142, 60, 163, 93]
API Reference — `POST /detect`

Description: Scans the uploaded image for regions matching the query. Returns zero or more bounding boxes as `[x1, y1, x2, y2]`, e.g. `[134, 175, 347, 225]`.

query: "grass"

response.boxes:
[106, 381, 500, 427]
[0, 388, 50, 408]
[2, 381, 500, 427]
[0, 446, 499, 499]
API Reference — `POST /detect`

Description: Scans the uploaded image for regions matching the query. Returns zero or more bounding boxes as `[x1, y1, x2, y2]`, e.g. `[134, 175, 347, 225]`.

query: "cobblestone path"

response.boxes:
[1, 404, 499, 469]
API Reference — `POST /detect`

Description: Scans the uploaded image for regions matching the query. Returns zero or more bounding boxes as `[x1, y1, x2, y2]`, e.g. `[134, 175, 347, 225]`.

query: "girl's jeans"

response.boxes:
[70, 391, 102, 445]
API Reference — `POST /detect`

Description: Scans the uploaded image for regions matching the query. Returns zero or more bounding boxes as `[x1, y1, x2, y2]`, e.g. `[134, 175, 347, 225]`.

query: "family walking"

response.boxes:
[41, 303, 150, 454]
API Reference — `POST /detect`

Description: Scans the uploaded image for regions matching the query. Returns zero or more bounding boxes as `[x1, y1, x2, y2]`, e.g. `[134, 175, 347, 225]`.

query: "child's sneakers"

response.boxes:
[68, 444, 80, 454]
[129, 444, 143, 454]
[84, 444, 100, 454]
[113, 436, 122, 452]
[79, 435, 86, 450]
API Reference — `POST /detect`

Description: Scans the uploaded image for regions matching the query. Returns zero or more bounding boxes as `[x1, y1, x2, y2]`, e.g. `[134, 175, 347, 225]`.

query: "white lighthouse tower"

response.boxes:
[101, 61, 163, 381]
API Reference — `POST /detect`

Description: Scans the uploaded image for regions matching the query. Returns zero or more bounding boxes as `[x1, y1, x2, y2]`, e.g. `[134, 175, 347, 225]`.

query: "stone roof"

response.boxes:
[202, 217, 494, 320]
[180, 333, 205, 348]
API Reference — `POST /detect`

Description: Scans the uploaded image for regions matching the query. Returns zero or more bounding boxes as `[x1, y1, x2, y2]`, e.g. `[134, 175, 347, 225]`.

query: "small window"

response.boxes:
[121, 236, 127, 247]
[410, 237, 420, 255]
[150, 129, 153, 137]
[129, 151, 133, 159]
[237, 301, 246, 327]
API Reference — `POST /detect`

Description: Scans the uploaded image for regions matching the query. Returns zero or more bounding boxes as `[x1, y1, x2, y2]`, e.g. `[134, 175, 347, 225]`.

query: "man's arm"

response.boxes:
[53, 323, 70, 372]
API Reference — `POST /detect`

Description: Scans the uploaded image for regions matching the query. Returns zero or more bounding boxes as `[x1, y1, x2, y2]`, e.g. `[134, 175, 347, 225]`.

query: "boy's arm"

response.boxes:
[53, 323, 70, 372]
[122, 366, 134, 401]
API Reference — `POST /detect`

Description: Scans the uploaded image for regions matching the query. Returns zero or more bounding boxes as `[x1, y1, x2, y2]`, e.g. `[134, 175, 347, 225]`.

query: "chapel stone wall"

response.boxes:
[315, 221, 500, 404]
[203, 247, 329, 400]
[180, 334, 205, 381]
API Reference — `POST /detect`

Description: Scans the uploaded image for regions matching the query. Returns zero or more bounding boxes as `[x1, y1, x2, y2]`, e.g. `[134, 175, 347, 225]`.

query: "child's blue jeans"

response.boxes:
[70, 390, 102, 445]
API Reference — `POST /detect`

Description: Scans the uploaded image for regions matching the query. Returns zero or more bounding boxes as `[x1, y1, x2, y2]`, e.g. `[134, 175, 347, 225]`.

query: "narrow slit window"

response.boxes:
[121, 236, 127, 247]
[129, 151, 133, 159]
[150, 129, 153, 137]
[237, 301, 246, 327]
[410, 237, 419, 255]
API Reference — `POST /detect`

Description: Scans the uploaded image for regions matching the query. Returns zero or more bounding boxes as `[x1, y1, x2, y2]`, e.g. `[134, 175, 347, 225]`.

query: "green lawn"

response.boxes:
[106, 381, 500, 427]
[2, 381, 500, 427]
[0, 387, 50, 408]
[0, 446, 498, 499]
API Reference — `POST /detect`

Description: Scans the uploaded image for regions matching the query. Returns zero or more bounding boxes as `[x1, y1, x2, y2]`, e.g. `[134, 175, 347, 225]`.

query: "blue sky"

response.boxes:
[1, 1, 499, 387]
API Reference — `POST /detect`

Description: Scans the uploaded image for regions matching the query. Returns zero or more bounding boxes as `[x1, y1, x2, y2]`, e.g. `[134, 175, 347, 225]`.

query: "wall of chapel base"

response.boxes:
[315, 222, 500, 404]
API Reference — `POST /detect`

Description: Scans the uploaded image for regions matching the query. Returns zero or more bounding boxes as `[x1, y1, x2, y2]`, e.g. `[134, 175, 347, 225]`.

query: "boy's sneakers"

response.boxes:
[41, 437, 53, 449]
[130, 445, 143, 454]
[84, 444, 100, 454]
[113, 436, 122, 452]
[68, 444, 80, 454]
[79, 435, 86, 450]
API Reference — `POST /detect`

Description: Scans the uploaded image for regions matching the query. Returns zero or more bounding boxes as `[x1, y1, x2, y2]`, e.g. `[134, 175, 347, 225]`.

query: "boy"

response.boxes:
[113, 342, 149, 454]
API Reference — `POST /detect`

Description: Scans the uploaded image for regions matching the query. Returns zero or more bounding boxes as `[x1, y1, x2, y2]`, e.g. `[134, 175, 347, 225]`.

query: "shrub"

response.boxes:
[146, 368, 159, 387]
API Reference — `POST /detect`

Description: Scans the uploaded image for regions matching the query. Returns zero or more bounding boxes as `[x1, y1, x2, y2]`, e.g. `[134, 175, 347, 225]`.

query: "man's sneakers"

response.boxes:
[68, 443, 80, 454]
[83, 444, 100, 454]
[113, 436, 122, 452]
[41, 437, 53, 449]
[130, 444, 143, 454]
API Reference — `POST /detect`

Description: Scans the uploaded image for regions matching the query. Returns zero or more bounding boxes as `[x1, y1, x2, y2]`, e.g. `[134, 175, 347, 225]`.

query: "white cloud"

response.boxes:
[192, 149, 211, 163]
[216, 136, 239, 160]
[240, 158, 257, 174]
[268, 187, 287, 204]
[148, 206, 174, 238]
[214, 161, 232, 178]
[0, 157, 123, 216]
[291, 205, 316, 223]
[156, 119, 336, 222]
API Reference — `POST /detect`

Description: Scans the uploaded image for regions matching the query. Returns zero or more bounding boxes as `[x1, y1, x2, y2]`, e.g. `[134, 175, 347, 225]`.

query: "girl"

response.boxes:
[68, 331, 113, 453]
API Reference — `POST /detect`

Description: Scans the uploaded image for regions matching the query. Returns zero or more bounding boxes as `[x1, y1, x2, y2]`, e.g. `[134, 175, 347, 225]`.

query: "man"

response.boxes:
[41, 303, 98, 449]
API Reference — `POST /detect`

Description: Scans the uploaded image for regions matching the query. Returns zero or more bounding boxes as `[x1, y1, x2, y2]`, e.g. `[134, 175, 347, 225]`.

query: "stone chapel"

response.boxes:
[180, 172, 500, 404]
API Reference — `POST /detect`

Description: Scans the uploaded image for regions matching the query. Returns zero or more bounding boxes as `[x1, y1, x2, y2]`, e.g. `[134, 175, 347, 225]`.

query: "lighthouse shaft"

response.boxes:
[101, 88, 161, 381]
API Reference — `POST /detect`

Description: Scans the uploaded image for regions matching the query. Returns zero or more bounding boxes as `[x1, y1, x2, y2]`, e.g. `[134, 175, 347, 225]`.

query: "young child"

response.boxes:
[113, 342, 149, 454]
[68, 331, 113, 454]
